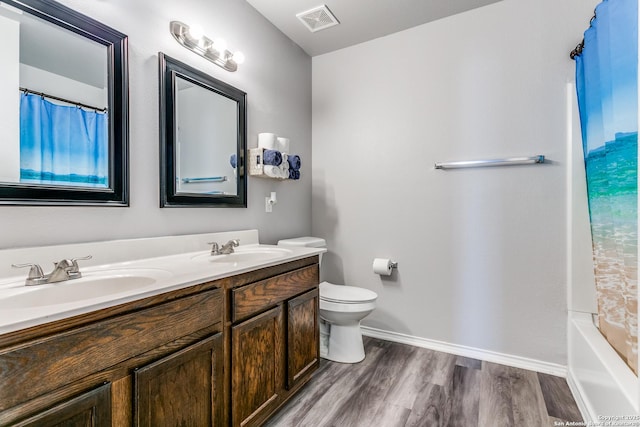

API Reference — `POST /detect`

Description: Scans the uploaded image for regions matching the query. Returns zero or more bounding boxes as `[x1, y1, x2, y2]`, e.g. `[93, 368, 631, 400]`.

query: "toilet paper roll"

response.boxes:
[277, 137, 290, 153]
[258, 133, 277, 150]
[373, 258, 394, 276]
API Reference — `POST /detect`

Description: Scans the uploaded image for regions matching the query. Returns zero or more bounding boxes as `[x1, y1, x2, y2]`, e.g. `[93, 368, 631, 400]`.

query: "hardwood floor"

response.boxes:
[265, 337, 582, 427]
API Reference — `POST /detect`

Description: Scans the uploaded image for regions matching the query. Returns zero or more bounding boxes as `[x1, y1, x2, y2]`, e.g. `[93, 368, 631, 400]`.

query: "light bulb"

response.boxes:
[214, 38, 227, 53]
[199, 38, 212, 50]
[188, 24, 204, 40]
[232, 51, 245, 64]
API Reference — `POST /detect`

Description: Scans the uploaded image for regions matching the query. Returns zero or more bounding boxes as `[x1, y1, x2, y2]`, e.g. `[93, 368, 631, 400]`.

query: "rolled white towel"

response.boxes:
[277, 137, 290, 153]
[258, 133, 277, 150]
[272, 154, 287, 178]
[263, 165, 282, 179]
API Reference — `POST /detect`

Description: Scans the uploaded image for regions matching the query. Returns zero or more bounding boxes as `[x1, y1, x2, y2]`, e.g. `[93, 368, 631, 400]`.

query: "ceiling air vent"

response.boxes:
[296, 5, 340, 33]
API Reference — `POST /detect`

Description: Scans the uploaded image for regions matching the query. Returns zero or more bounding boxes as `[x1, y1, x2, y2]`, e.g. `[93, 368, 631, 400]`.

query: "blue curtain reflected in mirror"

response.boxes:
[19, 93, 108, 187]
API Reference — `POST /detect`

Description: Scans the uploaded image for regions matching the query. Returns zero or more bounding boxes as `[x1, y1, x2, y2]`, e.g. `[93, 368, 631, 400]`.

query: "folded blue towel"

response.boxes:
[230, 154, 237, 168]
[287, 154, 301, 170]
[288, 169, 300, 180]
[263, 149, 282, 166]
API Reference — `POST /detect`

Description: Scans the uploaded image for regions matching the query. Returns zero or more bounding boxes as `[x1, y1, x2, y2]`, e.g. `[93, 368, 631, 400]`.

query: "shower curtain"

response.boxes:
[20, 92, 108, 187]
[574, 0, 638, 374]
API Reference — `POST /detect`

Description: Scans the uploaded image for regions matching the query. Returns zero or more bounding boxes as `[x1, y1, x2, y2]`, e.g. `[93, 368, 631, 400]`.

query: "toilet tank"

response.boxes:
[277, 236, 326, 265]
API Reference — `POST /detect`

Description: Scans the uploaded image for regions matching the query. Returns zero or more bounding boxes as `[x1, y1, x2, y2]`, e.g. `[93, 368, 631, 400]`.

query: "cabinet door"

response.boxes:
[134, 333, 223, 427]
[287, 288, 319, 389]
[13, 383, 111, 427]
[232, 305, 284, 427]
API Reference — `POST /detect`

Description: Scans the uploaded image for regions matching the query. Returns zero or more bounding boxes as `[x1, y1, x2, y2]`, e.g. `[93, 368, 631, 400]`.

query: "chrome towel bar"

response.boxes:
[181, 176, 228, 183]
[434, 155, 545, 170]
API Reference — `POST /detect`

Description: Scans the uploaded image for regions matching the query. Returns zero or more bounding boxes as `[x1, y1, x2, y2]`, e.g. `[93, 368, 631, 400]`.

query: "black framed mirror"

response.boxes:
[159, 53, 247, 207]
[0, 0, 129, 206]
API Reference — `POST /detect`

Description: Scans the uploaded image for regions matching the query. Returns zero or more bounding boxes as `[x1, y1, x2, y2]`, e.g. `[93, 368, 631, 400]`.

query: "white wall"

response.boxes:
[0, 15, 20, 183]
[0, 0, 312, 249]
[312, 0, 597, 365]
[567, 83, 598, 314]
[176, 84, 237, 195]
[20, 63, 107, 109]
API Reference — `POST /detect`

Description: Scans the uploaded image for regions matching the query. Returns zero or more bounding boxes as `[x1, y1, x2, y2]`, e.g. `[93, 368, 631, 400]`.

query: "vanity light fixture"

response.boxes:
[169, 21, 244, 72]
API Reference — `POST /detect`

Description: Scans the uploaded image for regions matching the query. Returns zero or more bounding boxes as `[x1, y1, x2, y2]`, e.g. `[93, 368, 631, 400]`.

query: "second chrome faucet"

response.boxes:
[208, 239, 240, 256]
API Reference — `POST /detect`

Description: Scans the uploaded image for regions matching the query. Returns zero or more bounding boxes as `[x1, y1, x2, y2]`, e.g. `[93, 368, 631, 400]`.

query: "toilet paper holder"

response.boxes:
[373, 258, 398, 276]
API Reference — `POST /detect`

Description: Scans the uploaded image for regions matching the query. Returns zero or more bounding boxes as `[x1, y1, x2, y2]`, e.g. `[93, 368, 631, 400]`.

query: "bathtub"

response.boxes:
[568, 311, 638, 421]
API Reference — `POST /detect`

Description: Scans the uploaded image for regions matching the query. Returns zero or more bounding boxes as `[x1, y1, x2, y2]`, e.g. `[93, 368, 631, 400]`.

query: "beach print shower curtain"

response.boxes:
[575, 0, 638, 374]
[20, 92, 108, 187]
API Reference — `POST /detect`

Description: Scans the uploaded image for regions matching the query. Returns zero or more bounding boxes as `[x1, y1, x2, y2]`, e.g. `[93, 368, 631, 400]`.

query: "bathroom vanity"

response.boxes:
[229, 258, 319, 427]
[0, 231, 322, 426]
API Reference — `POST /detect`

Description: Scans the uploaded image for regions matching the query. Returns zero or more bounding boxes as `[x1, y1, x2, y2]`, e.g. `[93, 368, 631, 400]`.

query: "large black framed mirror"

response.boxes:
[159, 53, 246, 207]
[0, 0, 129, 206]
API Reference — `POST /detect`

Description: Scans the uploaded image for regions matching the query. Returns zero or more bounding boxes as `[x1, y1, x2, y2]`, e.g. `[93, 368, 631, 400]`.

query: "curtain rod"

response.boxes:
[19, 87, 107, 113]
[570, 10, 597, 59]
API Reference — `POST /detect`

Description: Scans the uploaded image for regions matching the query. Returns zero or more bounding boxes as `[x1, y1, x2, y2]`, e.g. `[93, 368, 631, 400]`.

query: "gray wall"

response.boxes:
[0, 0, 312, 249]
[311, 0, 597, 365]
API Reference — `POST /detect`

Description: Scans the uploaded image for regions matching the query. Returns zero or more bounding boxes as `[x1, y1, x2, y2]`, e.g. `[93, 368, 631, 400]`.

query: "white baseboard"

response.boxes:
[361, 326, 567, 377]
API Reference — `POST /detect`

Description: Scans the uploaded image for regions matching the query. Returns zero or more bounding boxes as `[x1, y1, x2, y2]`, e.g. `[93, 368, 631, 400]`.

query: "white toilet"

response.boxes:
[277, 237, 378, 363]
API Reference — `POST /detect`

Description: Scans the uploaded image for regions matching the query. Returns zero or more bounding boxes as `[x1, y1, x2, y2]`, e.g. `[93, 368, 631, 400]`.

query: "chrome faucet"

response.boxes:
[10, 263, 47, 286]
[208, 239, 239, 256]
[208, 242, 220, 256]
[12, 255, 92, 286]
[220, 239, 240, 254]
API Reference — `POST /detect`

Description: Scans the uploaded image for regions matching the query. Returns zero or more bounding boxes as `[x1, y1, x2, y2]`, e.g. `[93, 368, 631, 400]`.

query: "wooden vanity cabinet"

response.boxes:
[0, 255, 320, 427]
[286, 288, 319, 390]
[11, 383, 112, 427]
[231, 306, 285, 427]
[229, 262, 320, 427]
[134, 333, 224, 427]
[0, 287, 224, 426]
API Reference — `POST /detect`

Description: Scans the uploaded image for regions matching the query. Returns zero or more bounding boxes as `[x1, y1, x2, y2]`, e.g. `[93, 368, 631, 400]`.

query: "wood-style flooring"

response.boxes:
[265, 337, 582, 427]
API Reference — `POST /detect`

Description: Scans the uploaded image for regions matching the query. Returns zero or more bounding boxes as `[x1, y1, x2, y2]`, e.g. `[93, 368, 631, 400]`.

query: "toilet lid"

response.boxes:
[277, 237, 326, 248]
[320, 281, 378, 304]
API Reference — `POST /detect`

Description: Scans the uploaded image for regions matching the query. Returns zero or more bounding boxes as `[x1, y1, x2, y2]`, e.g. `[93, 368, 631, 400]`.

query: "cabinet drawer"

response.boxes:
[0, 288, 222, 412]
[232, 264, 318, 322]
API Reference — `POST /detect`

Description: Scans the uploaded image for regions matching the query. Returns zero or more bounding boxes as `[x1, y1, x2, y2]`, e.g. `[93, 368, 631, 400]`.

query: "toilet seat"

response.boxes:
[319, 281, 377, 304]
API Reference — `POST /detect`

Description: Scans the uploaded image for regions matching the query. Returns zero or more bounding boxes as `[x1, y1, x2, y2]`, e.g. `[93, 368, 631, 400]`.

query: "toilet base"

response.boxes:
[322, 320, 365, 363]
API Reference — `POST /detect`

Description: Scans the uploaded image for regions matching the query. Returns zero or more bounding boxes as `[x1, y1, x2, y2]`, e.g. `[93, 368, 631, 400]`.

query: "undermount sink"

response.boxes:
[0, 268, 172, 309]
[191, 247, 293, 266]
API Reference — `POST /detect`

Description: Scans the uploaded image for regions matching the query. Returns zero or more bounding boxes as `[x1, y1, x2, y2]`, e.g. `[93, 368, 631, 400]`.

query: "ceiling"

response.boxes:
[246, 0, 503, 57]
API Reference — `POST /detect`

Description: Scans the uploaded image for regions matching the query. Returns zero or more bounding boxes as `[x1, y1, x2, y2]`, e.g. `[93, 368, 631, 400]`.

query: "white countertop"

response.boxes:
[0, 230, 325, 335]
